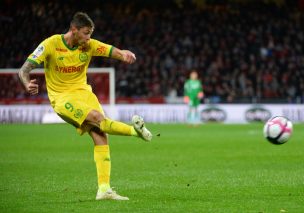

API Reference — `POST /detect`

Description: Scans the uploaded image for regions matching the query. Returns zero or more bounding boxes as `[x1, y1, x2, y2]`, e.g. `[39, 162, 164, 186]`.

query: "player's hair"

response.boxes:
[70, 12, 94, 29]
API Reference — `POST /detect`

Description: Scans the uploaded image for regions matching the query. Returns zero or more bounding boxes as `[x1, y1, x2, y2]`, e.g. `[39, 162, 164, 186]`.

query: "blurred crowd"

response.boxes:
[1, 0, 304, 103]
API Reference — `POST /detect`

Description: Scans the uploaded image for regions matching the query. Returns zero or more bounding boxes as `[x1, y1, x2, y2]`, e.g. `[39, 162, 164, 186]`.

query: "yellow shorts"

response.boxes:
[51, 89, 105, 133]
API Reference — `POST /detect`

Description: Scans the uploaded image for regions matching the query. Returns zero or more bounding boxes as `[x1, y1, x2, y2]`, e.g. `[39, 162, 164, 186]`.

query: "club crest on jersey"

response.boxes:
[32, 45, 44, 58]
[79, 52, 88, 62]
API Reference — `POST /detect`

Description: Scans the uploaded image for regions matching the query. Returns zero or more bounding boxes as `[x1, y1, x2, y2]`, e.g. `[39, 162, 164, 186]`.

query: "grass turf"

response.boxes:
[0, 123, 304, 213]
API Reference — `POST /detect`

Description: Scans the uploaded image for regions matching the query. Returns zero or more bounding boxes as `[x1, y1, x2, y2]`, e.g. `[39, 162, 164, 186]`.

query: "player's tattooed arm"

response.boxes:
[18, 61, 39, 95]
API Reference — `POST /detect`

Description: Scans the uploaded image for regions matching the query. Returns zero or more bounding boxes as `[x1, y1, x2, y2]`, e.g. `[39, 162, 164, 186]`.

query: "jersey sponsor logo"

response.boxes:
[190, 84, 200, 89]
[79, 52, 88, 62]
[55, 65, 85, 73]
[96, 45, 107, 55]
[32, 45, 44, 58]
[56, 48, 68, 52]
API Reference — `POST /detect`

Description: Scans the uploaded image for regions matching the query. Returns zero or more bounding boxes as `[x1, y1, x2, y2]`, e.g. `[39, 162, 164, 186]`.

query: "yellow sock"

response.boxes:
[94, 145, 111, 191]
[100, 118, 138, 136]
[130, 127, 138, 136]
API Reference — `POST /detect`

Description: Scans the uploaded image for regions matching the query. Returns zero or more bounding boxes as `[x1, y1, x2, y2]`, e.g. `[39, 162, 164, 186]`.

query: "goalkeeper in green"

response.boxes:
[183, 70, 204, 124]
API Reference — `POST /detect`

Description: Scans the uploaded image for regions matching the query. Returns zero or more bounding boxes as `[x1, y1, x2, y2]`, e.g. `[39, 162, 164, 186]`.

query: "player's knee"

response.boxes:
[89, 128, 108, 145]
[87, 110, 105, 124]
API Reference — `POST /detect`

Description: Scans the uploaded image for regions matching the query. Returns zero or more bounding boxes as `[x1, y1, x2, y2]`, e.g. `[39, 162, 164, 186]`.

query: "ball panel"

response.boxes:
[271, 116, 288, 125]
[266, 136, 284, 145]
[285, 121, 293, 133]
[267, 123, 282, 138]
[277, 132, 292, 143]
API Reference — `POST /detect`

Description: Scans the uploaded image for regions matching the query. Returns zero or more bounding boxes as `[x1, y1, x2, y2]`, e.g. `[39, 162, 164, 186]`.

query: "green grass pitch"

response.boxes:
[0, 123, 304, 212]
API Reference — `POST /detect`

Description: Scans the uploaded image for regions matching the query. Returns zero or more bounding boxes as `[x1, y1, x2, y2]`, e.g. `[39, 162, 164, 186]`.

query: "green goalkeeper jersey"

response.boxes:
[184, 79, 203, 106]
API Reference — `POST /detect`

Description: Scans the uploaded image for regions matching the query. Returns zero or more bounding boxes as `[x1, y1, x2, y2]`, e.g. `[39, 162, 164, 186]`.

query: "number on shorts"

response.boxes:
[65, 102, 74, 112]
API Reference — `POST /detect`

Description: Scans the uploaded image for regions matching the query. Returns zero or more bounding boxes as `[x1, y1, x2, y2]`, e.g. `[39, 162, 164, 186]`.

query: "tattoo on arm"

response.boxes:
[18, 61, 36, 87]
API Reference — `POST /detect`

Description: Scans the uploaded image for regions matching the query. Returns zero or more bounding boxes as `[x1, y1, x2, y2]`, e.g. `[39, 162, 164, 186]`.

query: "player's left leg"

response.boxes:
[187, 107, 195, 124]
[89, 128, 129, 201]
[194, 106, 201, 124]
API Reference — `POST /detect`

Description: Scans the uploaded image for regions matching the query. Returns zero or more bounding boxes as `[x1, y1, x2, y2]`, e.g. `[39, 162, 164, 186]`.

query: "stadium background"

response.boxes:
[1, 0, 304, 105]
[1, 1, 304, 212]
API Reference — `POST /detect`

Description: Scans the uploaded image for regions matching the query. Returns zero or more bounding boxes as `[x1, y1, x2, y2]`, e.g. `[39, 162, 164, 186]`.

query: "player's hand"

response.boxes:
[26, 79, 39, 95]
[198, 92, 204, 99]
[121, 50, 136, 64]
[183, 96, 189, 104]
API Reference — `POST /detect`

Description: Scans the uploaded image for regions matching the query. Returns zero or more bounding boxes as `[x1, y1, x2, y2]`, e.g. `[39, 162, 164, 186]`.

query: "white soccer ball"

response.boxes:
[263, 116, 293, 145]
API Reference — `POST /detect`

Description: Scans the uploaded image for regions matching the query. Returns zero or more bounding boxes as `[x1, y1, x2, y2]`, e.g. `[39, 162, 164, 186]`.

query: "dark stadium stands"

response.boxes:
[0, 0, 303, 103]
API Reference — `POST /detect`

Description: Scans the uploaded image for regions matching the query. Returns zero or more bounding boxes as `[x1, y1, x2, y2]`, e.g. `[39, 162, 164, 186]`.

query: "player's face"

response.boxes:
[74, 27, 93, 46]
[190, 71, 198, 80]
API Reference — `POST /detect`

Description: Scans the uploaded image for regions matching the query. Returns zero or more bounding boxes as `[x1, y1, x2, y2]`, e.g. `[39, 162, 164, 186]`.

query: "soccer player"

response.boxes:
[183, 70, 204, 124]
[18, 12, 152, 201]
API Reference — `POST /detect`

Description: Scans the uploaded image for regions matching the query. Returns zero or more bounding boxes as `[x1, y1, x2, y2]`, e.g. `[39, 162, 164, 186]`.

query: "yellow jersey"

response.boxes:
[27, 34, 113, 103]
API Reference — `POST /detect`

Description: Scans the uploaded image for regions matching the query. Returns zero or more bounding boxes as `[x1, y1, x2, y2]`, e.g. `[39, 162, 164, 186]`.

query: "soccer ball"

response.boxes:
[263, 116, 293, 145]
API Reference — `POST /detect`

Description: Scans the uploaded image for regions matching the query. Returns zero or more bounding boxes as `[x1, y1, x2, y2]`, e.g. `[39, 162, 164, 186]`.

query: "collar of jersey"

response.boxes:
[61, 34, 78, 51]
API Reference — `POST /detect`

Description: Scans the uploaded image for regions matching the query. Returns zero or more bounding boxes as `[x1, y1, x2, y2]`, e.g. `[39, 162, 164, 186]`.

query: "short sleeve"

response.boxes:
[27, 38, 50, 65]
[90, 39, 113, 57]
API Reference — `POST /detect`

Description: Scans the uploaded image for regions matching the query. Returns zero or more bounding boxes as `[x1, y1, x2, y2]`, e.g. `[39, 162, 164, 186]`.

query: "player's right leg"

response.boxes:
[85, 90, 152, 141]
[53, 90, 152, 141]
[131, 115, 153, 142]
[86, 111, 152, 142]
